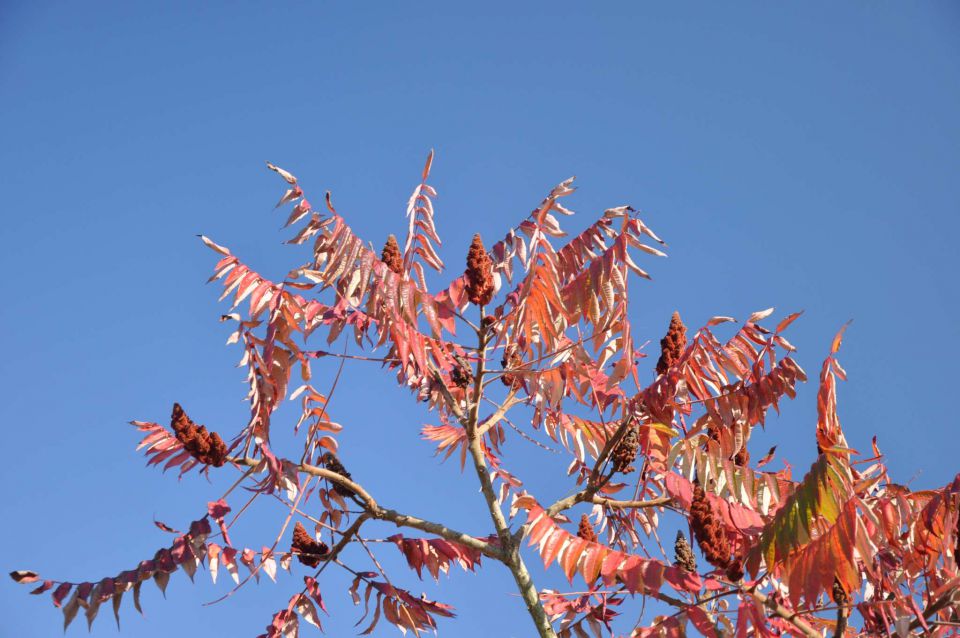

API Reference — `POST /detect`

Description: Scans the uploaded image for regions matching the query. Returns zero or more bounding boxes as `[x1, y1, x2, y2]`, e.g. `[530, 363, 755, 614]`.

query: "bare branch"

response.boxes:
[230, 455, 502, 561]
[748, 590, 821, 638]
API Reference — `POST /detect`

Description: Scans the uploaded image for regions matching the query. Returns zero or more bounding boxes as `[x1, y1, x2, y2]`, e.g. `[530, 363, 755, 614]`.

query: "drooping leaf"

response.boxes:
[516, 496, 699, 596]
[752, 453, 852, 573]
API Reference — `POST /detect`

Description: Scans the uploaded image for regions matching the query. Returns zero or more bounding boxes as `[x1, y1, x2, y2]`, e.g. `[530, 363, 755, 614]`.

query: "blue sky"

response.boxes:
[2, 2, 958, 637]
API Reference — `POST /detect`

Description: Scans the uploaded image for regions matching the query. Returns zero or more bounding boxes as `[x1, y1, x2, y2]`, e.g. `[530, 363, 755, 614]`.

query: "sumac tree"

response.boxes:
[11, 155, 960, 637]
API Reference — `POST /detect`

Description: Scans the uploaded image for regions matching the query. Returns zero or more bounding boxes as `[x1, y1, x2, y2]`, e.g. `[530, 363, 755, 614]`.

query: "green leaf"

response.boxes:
[757, 453, 851, 568]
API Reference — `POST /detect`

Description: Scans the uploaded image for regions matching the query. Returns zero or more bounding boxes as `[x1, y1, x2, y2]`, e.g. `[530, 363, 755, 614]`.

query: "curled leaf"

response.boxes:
[9, 570, 40, 584]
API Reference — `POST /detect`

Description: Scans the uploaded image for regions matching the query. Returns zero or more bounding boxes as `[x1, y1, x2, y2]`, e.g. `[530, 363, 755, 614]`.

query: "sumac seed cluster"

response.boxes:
[381, 235, 403, 275]
[673, 531, 697, 572]
[655, 311, 687, 376]
[611, 425, 639, 474]
[291, 521, 329, 568]
[577, 514, 597, 543]
[322, 454, 356, 498]
[501, 344, 524, 390]
[690, 482, 743, 581]
[464, 234, 494, 306]
[171, 403, 227, 467]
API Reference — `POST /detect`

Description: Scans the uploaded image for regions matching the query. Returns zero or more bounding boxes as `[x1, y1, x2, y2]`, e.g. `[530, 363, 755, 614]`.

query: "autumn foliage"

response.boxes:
[11, 154, 960, 638]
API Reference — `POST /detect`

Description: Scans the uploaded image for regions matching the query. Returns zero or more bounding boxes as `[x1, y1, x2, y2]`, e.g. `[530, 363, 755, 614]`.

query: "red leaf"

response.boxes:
[600, 551, 624, 586]
[687, 605, 718, 638]
[580, 544, 607, 583]
[561, 537, 587, 582]
[153, 519, 179, 534]
[756, 446, 777, 468]
[52, 582, 72, 608]
[775, 311, 803, 334]
[304, 576, 327, 613]
[830, 321, 851, 354]
[541, 529, 566, 570]
[207, 499, 231, 520]
[422, 149, 434, 181]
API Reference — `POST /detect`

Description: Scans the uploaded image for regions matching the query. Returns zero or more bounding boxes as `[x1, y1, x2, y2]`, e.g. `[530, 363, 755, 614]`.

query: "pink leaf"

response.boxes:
[9, 570, 40, 584]
[207, 499, 231, 520]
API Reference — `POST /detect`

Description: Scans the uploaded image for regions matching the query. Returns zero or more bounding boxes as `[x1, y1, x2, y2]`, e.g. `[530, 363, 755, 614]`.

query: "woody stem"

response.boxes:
[465, 314, 558, 638]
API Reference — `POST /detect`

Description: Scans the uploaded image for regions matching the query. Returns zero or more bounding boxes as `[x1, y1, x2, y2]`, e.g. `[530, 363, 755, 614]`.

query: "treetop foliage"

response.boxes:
[12, 154, 960, 637]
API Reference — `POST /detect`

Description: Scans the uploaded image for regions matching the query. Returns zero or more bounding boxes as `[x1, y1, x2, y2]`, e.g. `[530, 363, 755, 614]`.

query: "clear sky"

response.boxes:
[2, 2, 958, 637]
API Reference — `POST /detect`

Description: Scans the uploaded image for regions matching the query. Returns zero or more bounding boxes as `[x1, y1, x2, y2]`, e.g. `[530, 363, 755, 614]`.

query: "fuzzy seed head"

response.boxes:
[322, 453, 356, 498]
[171, 403, 227, 467]
[674, 531, 697, 572]
[611, 425, 640, 474]
[734, 445, 750, 467]
[450, 354, 474, 389]
[381, 235, 403, 275]
[656, 311, 687, 376]
[464, 234, 494, 306]
[291, 521, 329, 568]
[577, 515, 597, 543]
[831, 577, 848, 605]
[690, 483, 732, 570]
[500, 344, 524, 390]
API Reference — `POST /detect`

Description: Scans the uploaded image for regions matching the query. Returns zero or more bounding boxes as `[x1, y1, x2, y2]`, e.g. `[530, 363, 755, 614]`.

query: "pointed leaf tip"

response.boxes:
[830, 321, 852, 354]
[199, 235, 231, 256]
[748, 307, 775, 323]
[422, 149, 434, 181]
[266, 162, 298, 185]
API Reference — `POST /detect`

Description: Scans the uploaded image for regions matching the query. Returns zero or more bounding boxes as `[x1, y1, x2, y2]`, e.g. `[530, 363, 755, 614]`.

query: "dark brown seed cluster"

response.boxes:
[724, 547, 745, 582]
[322, 453, 356, 498]
[707, 421, 751, 468]
[733, 446, 750, 467]
[831, 577, 848, 605]
[381, 234, 403, 275]
[690, 483, 732, 571]
[291, 521, 329, 568]
[464, 234, 494, 306]
[171, 403, 227, 467]
[450, 354, 473, 389]
[577, 515, 597, 543]
[655, 311, 688, 376]
[674, 531, 697, 572]
[500, 344, 524, 390]
[611, 425, 639, 474]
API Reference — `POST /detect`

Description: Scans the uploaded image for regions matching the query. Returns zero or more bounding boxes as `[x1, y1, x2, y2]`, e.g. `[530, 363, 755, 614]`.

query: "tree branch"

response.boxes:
[230, 456, 379, 511]
[374, 508, 503, 560]
[475, 389, 522, 438]
[230, 456, 500, 560]
[543, 415, 637, 518]
[591, 495, 672, 509]
[462, 314, 558, 638]
[908, 589, 959, 632]
[546, 491, 670, 517]
[748, 590, 821, 638]
[430, 365, 468, 425]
